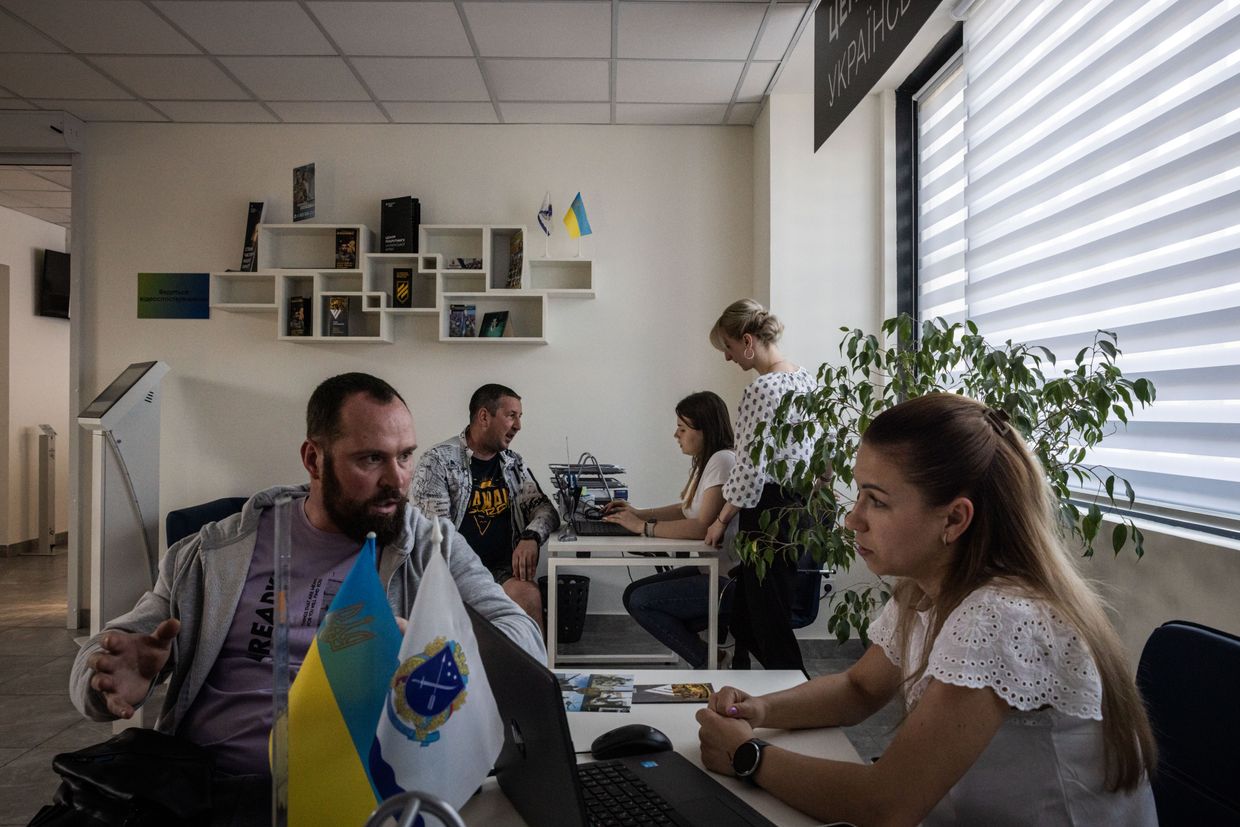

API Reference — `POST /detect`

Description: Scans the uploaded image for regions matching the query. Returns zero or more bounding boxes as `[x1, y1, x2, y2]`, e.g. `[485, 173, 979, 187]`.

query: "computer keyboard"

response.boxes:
[579, 760, 683, 826]
[571, 517, 637, 537]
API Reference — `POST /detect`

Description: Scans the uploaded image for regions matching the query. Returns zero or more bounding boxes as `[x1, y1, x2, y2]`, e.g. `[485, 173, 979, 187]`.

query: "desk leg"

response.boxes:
[546, 558, 558, 668]
[707, 557, 718, 670]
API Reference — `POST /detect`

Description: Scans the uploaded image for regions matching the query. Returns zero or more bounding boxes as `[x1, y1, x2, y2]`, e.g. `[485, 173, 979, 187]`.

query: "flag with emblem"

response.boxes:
[285, 536, 402, 826]
[537, 191, 553, 237]
[369, 524, 504, 811]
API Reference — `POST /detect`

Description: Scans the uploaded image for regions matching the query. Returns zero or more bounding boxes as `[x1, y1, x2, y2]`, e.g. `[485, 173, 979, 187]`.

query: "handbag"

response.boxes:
[28, 728, 214, 827]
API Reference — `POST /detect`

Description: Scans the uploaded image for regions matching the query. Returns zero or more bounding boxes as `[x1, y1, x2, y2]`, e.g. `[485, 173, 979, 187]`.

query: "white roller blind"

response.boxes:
[916, 57, 969, 323]
[918, 0, 1240, 521]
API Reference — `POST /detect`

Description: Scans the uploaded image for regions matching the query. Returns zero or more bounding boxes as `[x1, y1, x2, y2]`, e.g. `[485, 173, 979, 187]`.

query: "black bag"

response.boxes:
[28, 728, 213, 827]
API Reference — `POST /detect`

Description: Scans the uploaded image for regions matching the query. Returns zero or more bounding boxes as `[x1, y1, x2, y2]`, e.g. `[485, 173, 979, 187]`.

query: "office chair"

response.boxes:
[362, 790, 465, 827]
[165, 497, 248, 546]
[1136, 620, 1240, 825]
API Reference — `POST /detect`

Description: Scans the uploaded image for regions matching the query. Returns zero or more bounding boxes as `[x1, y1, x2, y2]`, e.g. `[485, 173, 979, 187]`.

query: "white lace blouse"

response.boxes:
[870, 583, 1157, 826]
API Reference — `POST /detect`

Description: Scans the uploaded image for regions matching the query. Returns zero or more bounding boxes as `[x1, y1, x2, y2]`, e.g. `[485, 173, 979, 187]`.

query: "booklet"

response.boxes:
[633, 683, 713, 704]
[555, 672, 634, 713]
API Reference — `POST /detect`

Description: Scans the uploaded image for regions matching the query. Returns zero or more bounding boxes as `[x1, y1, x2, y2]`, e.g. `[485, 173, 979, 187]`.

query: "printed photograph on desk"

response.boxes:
[634, 683, 713, 704]
[556, 672, 634, 713]
[479, 310, 508, 337]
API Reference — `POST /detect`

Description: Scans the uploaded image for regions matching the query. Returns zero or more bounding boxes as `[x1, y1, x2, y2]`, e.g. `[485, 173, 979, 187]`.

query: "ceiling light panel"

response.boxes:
[153, 0, 334, 55]
[618, 2, 766, 60]
[464, 2, 611, 58]
[486, 59, 609, 102]
[91, 56, 250, 99]
[353, 57, 489, 101]
[308, 2, 472, 57]
[500, 102, 610, 123]
[221, 57, 369, 100]
[0, 54, 128, 98]
[1, 0, 198, 54]
[383, 101, 497, 123]
[617, 60, 744, 103]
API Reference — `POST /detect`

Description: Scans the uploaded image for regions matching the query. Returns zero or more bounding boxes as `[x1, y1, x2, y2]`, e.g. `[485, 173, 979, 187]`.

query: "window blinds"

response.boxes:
[920, 0, 1240, 521]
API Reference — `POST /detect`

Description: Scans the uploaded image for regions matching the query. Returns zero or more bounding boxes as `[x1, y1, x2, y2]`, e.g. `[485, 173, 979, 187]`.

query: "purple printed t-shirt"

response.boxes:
[177, 496, 364, 776]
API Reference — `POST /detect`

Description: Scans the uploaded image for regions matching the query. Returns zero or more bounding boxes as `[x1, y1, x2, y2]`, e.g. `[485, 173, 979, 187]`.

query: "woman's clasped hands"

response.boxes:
[695, 686, 770, 776]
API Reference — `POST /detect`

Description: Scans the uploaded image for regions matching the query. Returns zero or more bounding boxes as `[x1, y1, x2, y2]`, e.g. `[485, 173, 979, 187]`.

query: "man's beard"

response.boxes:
[321, 453, 408, 548]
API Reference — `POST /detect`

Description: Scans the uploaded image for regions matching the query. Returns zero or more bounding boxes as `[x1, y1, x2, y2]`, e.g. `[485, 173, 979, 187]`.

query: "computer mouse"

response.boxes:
[590, 724, 673, 760]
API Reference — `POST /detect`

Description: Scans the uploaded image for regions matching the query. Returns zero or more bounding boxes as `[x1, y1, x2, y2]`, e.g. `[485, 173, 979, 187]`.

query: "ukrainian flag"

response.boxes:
[286, 536, 401, 826]
[563, 192, 592, 238]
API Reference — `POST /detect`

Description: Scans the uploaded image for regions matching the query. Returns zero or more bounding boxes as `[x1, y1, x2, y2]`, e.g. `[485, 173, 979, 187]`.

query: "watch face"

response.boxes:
[733, 740, 760, 776]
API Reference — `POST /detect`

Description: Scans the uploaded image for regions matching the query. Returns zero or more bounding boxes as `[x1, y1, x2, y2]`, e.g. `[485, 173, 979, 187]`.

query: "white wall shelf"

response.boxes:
[210, 221, 590, 344]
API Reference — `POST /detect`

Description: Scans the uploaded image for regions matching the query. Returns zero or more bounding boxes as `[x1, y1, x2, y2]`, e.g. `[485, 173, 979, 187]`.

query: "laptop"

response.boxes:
[468, 606, 776, 827]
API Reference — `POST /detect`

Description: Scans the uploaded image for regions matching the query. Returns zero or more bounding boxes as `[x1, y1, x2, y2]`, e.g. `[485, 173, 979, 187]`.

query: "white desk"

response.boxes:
[545, 535, 723, 669]
[460, 669, 861, 826]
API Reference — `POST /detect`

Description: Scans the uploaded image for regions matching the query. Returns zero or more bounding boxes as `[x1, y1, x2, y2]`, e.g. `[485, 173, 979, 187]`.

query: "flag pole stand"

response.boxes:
[574, 236, 581, 258]
[543, 234, 549, 258]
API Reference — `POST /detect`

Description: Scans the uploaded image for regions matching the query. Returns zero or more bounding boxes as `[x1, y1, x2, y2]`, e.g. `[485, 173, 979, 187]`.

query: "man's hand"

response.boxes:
[512, 538, 539, 581]
[87, 618, 180, 719]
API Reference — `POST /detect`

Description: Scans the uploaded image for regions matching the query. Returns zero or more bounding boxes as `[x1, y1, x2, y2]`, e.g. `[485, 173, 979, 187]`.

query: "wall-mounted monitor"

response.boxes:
[38, 249, 69, 320]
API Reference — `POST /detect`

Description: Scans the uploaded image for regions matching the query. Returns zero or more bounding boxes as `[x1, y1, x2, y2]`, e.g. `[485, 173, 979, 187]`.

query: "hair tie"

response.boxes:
[984, 407, 1010, 436]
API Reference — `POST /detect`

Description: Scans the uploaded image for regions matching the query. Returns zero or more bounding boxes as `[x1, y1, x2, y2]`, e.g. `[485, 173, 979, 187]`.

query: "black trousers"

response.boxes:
[728, 484, 807, 674]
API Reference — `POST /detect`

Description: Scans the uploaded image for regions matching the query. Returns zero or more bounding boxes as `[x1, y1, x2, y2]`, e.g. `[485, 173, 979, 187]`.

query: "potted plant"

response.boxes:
[742, 314, 1156, 642]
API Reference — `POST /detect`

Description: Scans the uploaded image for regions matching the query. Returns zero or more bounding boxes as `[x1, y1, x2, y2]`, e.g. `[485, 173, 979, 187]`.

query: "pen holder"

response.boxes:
[538, 574, 591, 644]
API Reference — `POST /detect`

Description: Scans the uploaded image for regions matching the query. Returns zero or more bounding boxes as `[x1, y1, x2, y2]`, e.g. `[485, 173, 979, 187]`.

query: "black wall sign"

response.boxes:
[815, 0, 940, 151]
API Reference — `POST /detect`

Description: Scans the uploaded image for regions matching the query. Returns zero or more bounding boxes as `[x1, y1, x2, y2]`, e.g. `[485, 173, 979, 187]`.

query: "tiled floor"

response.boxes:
[0, 552, 896, 826]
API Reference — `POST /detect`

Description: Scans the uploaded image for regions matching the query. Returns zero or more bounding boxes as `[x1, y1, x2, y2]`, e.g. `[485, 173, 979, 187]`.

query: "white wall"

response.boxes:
[75, 122, 754, 611]
[0, 205, 69, 547]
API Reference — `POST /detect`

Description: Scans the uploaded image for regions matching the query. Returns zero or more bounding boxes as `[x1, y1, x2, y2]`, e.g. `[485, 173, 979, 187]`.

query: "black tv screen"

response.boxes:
[38, 249, 69, 320]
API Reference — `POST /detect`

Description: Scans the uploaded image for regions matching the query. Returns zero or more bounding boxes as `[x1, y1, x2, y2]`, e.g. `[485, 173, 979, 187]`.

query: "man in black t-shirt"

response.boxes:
[412, 384, 560, 629]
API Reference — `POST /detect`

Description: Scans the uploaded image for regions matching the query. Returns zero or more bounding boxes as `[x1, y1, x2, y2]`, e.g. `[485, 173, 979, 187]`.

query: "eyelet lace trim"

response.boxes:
[870, 584, 1103, 720]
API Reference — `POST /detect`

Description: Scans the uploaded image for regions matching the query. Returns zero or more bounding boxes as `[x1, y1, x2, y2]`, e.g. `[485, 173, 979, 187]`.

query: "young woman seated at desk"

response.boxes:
[696, 393, 1157, 825]
[600, 391, 740, 669]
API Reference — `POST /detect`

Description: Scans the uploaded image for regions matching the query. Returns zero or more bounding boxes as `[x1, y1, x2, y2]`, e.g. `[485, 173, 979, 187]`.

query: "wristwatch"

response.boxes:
[732, 738, 770, 785]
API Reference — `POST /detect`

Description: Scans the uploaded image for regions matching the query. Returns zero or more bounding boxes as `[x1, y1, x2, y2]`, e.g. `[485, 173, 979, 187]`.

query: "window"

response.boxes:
[906, 0, 1240, 528]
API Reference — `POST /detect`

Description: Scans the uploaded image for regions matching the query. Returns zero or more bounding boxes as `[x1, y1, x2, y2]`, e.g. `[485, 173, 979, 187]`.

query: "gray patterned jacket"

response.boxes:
[411, 430, 561, 548]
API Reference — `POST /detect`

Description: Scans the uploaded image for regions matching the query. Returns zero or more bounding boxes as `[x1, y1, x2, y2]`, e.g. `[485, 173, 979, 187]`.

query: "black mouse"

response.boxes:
[590, 724, 673, 760]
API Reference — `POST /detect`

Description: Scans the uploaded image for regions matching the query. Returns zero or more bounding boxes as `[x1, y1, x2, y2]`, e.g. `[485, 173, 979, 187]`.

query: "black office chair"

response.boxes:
[165, 497, 248, 547]
[1136, 620, 1240, 825]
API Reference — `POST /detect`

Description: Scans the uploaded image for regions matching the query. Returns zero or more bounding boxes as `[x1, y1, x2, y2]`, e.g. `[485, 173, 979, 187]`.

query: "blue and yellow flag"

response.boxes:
[563, 192, 592, 238]
[286, 536, 401, 826]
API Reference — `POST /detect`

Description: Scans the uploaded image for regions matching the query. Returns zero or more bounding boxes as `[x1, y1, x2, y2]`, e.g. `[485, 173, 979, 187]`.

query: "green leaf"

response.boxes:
[1111, 523, 1128, 554]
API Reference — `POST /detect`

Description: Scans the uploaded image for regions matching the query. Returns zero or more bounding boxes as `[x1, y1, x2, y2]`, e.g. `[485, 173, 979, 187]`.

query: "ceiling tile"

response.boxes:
[354, 58, 488, 101]
[618, 2, 765, 60]
[0, 191, 37, 208]
[384, 102, 497, 124]
[268, 101, 386, 123]
[150, 100, 278, 122]
[617, 60, 743, 103]
[615, 103, 728, 125]
[464, 2, 611, 59]
[31, 98, 166, 121]
[15, 206, 70, 225]
[23, 167, 71, 186]
[221, 57, 369, 100]
[737, 62, 776, 102]
[500, 102, 610, 124]
[91, 56, 250, 100]
[13, 188, 70, 208]
[0, 98, 37, 109]
[308, 2, 471, 57]
[728, 102, 761, 124]
[2, 0, 195, 54]
[0, 9, 65, 53]
[0, 168, 66, 189]
[0, 54, 128, 98]
[754, 4, 808, 61]
[153, 0, 334, 55]
[486, 59, 609, 102]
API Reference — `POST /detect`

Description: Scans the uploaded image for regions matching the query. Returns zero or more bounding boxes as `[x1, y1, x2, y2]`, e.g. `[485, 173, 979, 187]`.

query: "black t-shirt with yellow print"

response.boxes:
[457, 453, 513, 571]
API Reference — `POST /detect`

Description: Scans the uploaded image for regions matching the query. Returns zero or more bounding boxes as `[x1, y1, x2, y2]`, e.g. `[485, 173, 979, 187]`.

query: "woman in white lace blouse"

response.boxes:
[704, 299, 817, 671]
[696, 393, 1157, 825]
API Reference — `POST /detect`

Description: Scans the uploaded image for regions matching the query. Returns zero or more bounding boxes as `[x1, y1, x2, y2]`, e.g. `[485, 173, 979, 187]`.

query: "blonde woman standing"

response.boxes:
[706, 299, 816, 671]
[697, 393, 1157, 824]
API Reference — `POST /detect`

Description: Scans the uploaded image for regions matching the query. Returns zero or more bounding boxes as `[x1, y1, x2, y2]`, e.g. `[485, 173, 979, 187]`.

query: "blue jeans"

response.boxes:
[622, 568, 733, 669]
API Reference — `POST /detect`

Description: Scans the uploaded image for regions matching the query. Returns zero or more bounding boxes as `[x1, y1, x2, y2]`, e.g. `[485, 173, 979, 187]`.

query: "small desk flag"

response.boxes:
[537, 192, 553, 237]
[563, 192, 592, 238]
[285, 536, 402, 826]
[369, 540, 504, 812]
